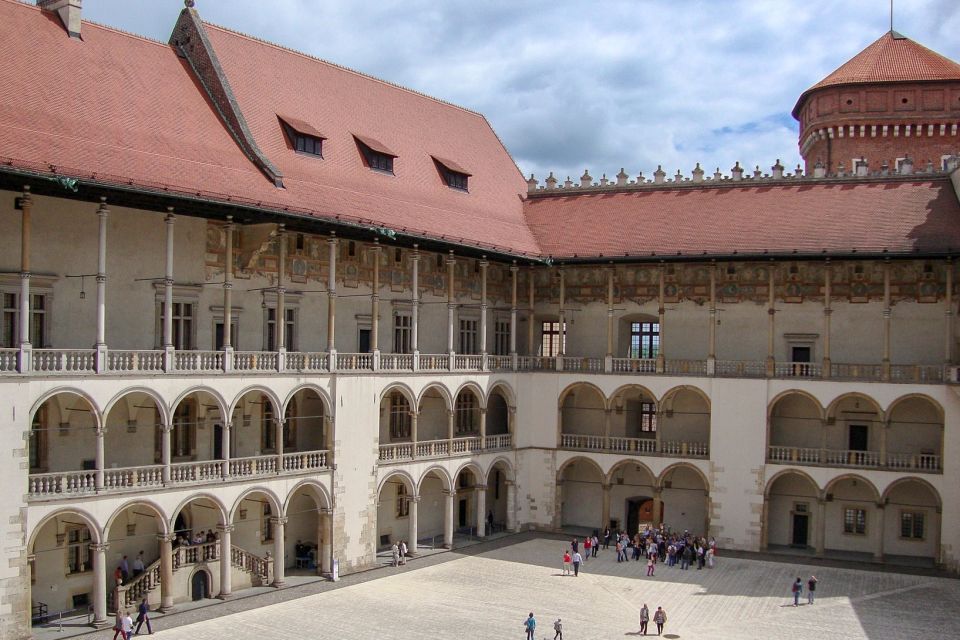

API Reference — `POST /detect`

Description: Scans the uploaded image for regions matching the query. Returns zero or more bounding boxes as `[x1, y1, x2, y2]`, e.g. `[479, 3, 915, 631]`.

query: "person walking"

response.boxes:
[399, 539, 408, 565]
[391, 542, 400, 567]
[603, 527, 611, 549]
[592, 534, 599, 557]
[111, 610, 125, 640]
[583, 535, 591, 562]
[572, 550, 582, 577]
[120, 610, 134, 640]
[562, 549, 572, 576]
[524, 612, 536, 640]
[653, 606, 666, 636]
[134, 598, 152, 635]
[553, 618, 563, 640]
[807, 575, 818, 604]
[639, 603, 650, 635]
[792, 577, 803, 606]
[132, 551, 145, 578]
[646, 554, 655, 576]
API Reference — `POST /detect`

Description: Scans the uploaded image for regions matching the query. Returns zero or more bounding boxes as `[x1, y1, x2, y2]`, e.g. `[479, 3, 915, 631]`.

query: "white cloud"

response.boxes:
[81, 0, 960, 181]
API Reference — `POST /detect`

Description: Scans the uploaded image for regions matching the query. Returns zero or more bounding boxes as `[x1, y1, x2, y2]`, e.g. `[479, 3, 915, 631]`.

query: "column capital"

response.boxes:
[320, 507, 334, 516]
[479, 258, 489, 269]
[509, 262, 519, 273]
[96, 196, 109, 216]
[327, 233, 338, 246]
[164, 207, 175, 223]
[270, 516, 289, 526]
[89, 542, 109, 552]
[446, 251, 456, 266]
[411, 245, 421, 261]
[216, 524, 234, 534]
[157, 533, 176, 543]
[20, 184, 32, 202]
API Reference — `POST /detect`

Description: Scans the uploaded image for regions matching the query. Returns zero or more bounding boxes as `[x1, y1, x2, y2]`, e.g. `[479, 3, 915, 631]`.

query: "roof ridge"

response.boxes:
[203, 21, 488, 121]
[5, 0, 171, 47]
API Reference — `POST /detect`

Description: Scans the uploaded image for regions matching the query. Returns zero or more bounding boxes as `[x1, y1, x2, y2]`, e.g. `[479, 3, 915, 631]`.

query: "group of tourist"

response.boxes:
[565, 524, 717, 577]
[111, 597, 152, 638]
[390, 539, 410, 567]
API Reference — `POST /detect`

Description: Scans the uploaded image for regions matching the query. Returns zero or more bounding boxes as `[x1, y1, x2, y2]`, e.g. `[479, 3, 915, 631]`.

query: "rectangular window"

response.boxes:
[261, 504, 274, 543]
[66, 526, 92, 574]
[393, 314, 412, 354]
[158, 302, 195, 350]
[900, 511, 925, 540]
[443, 169, 469, 191]
[2, 292, 47, 348]
[540, 321, 565, 357]
[172, 402, 194, 459]
[639, 402, 657, 432]
[214, 320, 238, 350]
[843, 507, 867, 535]
[459, 318, 478, 354]
[389, 393, 411, 440]
[265, 308, 296, 351]
[261, 402, 276, 452]
[293, 132, 322, 156]
[494, 319, 510, 356]
[455, 393, 477, 434]
[630, 322, 659, 359]
[359, 142, 394, 173]
[395, 484, 409, 518]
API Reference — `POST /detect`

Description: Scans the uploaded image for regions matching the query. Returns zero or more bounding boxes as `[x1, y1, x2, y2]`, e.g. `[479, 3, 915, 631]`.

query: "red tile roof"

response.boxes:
[523, 179, 960, 259]
[793, 31, 960, 116]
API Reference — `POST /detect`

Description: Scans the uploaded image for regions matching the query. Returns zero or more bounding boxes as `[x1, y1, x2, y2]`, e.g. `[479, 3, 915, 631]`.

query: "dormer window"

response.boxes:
[278, 115, 325, 158]
[432, 156, 471, 192]
[354, 135, 397, 174]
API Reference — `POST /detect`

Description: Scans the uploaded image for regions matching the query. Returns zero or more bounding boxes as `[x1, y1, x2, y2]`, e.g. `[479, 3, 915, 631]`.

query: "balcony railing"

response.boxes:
[560, 433, 708, 459]
[28, 450, 332, 500]
[378, 434, 512, 463]
[767, 445, 942, 473]
[1, 346, 952, 384]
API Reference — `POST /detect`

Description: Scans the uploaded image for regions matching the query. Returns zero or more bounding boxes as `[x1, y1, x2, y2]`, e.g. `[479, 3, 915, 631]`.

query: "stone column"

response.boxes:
[766, 263, 775, 377]
[275, 418, 285, 472]
[90, 542, 109, 625]
[221, 421, 232, 479]
[480, 258, 488, 360]
[443, 490, 455, 548]
[557, 267, 566, 363]
[319, 509, 332, 575]
[370, 239, 381, 356]
[160, 422, 172, 484]
[18, 186, 32, 354]
[479, 407, 487, 445]
[527, 266, 536, 356]
[505, 480, 517, 532]
[760, 500, 770, 551]
[95, 198, 109, 371]
[605, 266, 614, 371]
[94, 426, 105, 490]
[411, 246, 420, 360]
[407, 497, 419, 555]
[217, 524, 232, 598]
[657, 265, 666, 373]
[945, 259, 954, 365]
[708, 262, 717, 375]
[272, 516, 288, 586]
[276, 224, 287, 356]
[446, 409, 454, 450]
[163, 210, 175, 371]
[410, 411, 419, 458]
[814, 500, 826, 557]
[326, 234, 338, 357]
[652, 489, 663, 528]
[822, 260, 832, 378]
[873, 504, 885, 561]
[475, 485, 487, 537]
[601, 482, 611, 530]
[509, 262, 518, 364]
[882, 260, 892, 381]
[222, 216, 235, 369]
[446, 251, 456, 358]
[158, 534, 174, 611]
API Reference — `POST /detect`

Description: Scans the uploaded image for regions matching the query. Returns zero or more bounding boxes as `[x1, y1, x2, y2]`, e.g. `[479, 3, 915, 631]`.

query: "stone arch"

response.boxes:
[101, 389, 168, 470]
[484, 456, 516, 483]
[605, 459, 657, 486]
[103, 387, 170, 427]
[763, 469, 821, 550]
[768, 389, 825, 421]
[658, 461, 710, 492]
[228, 385, 282, 418]
[454, 381, 487, 408]
[658, 462, 711, 535]
[171, 386, 228, 420]
[27, 508, 103, 618]
[284, 479, 332, 514]
[27, 507, 103, 551]
[186, 565, 213, 600]
[169, 493, 229, 532]
[825, 392, 884, 422]
[764, 468, 821, 498]
[824, 473, 880, 502]
[378, 468, 417, 496]
[103, 499, 170, 537]
[884, 393, 944, 469]
[418, 465, 453, 493]
[559, 382, 608, 439]
[282, 384, 332, 417]
[284, 479, 333, 574]
[29, 388, 101, 475]
[29, 387, 102, 429]
[557, 455, 605, 530]
[487, 381, 517, 408]
[610, 383, 658, 407]
[660, 384, 710, 410]
[417, 382, 454, 412]
[453, 461, 485, 486]
[558, 381, 607, 410]
[881, 476, 942, 508]
[557, 455, 605, 481]
[885, 393, 944, 421]
[767, 389, 826, 455]
[229, 486, 284, 522]
[379, 382, 417, 408]
[283, 385, 331, 453]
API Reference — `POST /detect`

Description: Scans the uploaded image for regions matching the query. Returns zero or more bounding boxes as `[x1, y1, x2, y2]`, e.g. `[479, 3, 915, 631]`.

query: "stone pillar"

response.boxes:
[475, 485, 487, 537]
[275, 418, 285, 471]
[90, 542, 109, 625]
[760, 500, 770, 551]
[554, 481, 564, 531]
[163, 210, 175, 371]
[407, 497, 419, 555]
[479, 407, 487, 444]
[601, 482, 611, 530]
[410, 411, 419, 458]
[222, 216, 235, 369]
[657, 265, 666, 373]
[326, 234, 338, 355]
[509, 262, 518, 363]
[446, 410, 454, 449]
[557, 267, 566, 362]
[17, 186, 32, 372]
[766, 263, 775, 377]
[527, 266, 536, 356]
[946, 259, 954, 365]
[221, 421, 232, 479]
[505, 480, 518, 532]
[443, 490, 455, 548]
[708, 262, 717, 375]
[319, 509, 332, 575]
[276, 224, 287, 353]
[272, 516, 288, 586]
[95, 198, 109, 371]
[217, 524, 232, 598]
[652, 489, 663, 528]
[160, 423, 171, 484]
[814, 500, 826, 557]
[822, 260, 832, 378]
[882, 260, 891, 381]
[480, 258, 488, 359]
[411, 246, 420, 359]
[370, 239, 381, 355]
[158, 534, 174, 611]
[873, 504, 885, 561]
[606, 267, 614, 369]
[446, 251, 456, 357]
[94, 427, 105, 490]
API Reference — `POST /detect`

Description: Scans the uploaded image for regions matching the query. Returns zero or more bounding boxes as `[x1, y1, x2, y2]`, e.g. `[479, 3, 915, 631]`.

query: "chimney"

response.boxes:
[38, 0, 82, 39]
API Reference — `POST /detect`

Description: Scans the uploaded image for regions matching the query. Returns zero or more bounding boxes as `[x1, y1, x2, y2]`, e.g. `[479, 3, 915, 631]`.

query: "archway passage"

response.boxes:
[764, 471, 820, 551]
[560, 384, 606, 439]
[286, 483, 332, 576]
[660, 464, 709, 536]
[882, 479, 942, 565]
[231, 391, 280, 459]
[823, 476, 880, 559]
[104, 502, 166, 612]
[169, 390, 225, 465]
[454, 465, 483, 535]
[29, 392, 98, 491]
[608, 462, 657, 534]
[485, 460, 515, 533]
[558, 458, 603, 530]
[102, 391, 164, 478]
[660, 387, 710, 456]
[285, 388, 329, 454]
[886, 396, 944, 472]
[486, 387, 511, 436]
[29, 512, 99, 619]
[418, 469, 449, 546]
[767, 391, 823, 463]
[377, 473, 416, 554]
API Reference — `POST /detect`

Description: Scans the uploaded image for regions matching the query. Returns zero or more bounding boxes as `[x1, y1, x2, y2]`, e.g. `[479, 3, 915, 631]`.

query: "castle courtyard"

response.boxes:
[86, 536, 960, 640]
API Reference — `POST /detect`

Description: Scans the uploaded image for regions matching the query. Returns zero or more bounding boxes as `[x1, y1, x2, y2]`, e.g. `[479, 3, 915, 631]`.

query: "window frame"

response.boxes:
[455, 393, 478, 434]
[458, 317, 479, 355]
[395, 484, 410, 518]
[393, 312, 412, 354]
[494, 318, 510, 356]
[629, 321, 660, 359]
[842, 506, 867, 536]
[899, 510, 926, 541]
[65, 525, 92, 575]
[389, 392, 411, 440]
[540, 320, 565, 357]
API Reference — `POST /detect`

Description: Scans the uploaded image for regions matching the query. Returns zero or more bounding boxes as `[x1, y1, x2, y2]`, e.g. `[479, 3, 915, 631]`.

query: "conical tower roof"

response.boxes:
[792, 31, 960, 118]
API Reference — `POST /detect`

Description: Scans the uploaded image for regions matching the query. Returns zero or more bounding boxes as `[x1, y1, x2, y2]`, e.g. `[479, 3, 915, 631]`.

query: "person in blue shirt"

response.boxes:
[524, 612, 536, 640]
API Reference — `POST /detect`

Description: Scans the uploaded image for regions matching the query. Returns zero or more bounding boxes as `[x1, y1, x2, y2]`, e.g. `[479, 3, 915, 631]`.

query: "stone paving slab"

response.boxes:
[102, 537, 959, 640]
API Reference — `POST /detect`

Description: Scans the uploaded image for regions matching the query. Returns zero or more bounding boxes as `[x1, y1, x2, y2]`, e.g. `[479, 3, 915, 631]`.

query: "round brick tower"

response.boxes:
[793, 31, 960, 176]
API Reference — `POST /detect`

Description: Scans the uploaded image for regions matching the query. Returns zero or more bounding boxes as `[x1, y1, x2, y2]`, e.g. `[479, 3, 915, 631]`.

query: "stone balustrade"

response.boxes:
[378, 434, 511, 464]
[767, 445, 942, 473]
[560, 433, 709, 459]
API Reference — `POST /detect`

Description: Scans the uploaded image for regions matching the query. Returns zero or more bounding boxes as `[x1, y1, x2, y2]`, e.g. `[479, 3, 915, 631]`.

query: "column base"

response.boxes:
[91, 619, 112, 628]
[272, 580, 286, 589]
[158, 604, 174, 614]
[223, 346, 234, 372]
[217, 592, 233, 601]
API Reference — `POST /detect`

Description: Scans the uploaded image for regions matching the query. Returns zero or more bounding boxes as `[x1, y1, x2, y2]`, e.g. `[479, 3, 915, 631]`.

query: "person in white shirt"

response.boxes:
[572, 551, 583, 576]
[120, 611, 134, 640]
[132, 552, 145, 577]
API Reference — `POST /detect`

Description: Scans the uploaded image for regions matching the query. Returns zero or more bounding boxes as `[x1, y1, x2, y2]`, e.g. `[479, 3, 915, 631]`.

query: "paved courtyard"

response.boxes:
[91, 537, 960, 640]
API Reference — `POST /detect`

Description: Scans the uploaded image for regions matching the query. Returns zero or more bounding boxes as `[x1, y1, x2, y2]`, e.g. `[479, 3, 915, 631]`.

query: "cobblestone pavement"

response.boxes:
[78, 536, 960, 640]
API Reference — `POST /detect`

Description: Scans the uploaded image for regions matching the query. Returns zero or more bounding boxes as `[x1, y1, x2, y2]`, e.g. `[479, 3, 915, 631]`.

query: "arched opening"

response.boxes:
[886, 396, 943, 471]
[104, 502, 166, 612]
[102, 392, 164, 484]
[768, 391, 823, 463]
[170, 496, 225, 557]
[418, 469, 450, 547]
[453, 388, 481, 437]
[764, 471, 820, 551]
[189, 568, 210, 601]
[485, 460, 514, 533]
[285, 483, 332, 576]
[659, 464, 710, 536]
[486, 387, 511, 436]
[231, 490, 283, 567]
[230, 390, 280, 459]
[609, 386, 657, 450]
[825, 394, 883, 467]
[559, 384, 606, 448]
[557, 457, 604, 531]
[607, 461, 657, 534]
[454, 465, 483, 534]
[284, 388, 329, 453]
[418, 385, 450, 442]
[660, 387, 710, 457]
[379, 389, 412, 445]
[882, 479, 941, 565]
[169, 390, 224, 466]
[28, 511, 99, 619]
[376, 472, 416, 553]
[616, 313, 660, 360]
[29, 392, 98, 480]
[823, 475, 880, 557]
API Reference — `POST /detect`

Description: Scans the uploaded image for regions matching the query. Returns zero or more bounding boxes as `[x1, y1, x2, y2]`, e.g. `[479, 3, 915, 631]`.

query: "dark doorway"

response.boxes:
[358, 329, 371, 353]
[213, 424, 223, 460]
[626, 497, 657, 535]
[791, 346, 812, 376]
[848, 424, 868, 450]
[458, 498, 467, 528]
[791, 513, 809, 547]
[191, 571, 209, 601]
[174, 513, 189, 540]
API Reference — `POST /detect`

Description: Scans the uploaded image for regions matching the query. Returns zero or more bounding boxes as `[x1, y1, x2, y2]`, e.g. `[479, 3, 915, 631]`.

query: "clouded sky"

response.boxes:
[81, 0, 960, 182]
